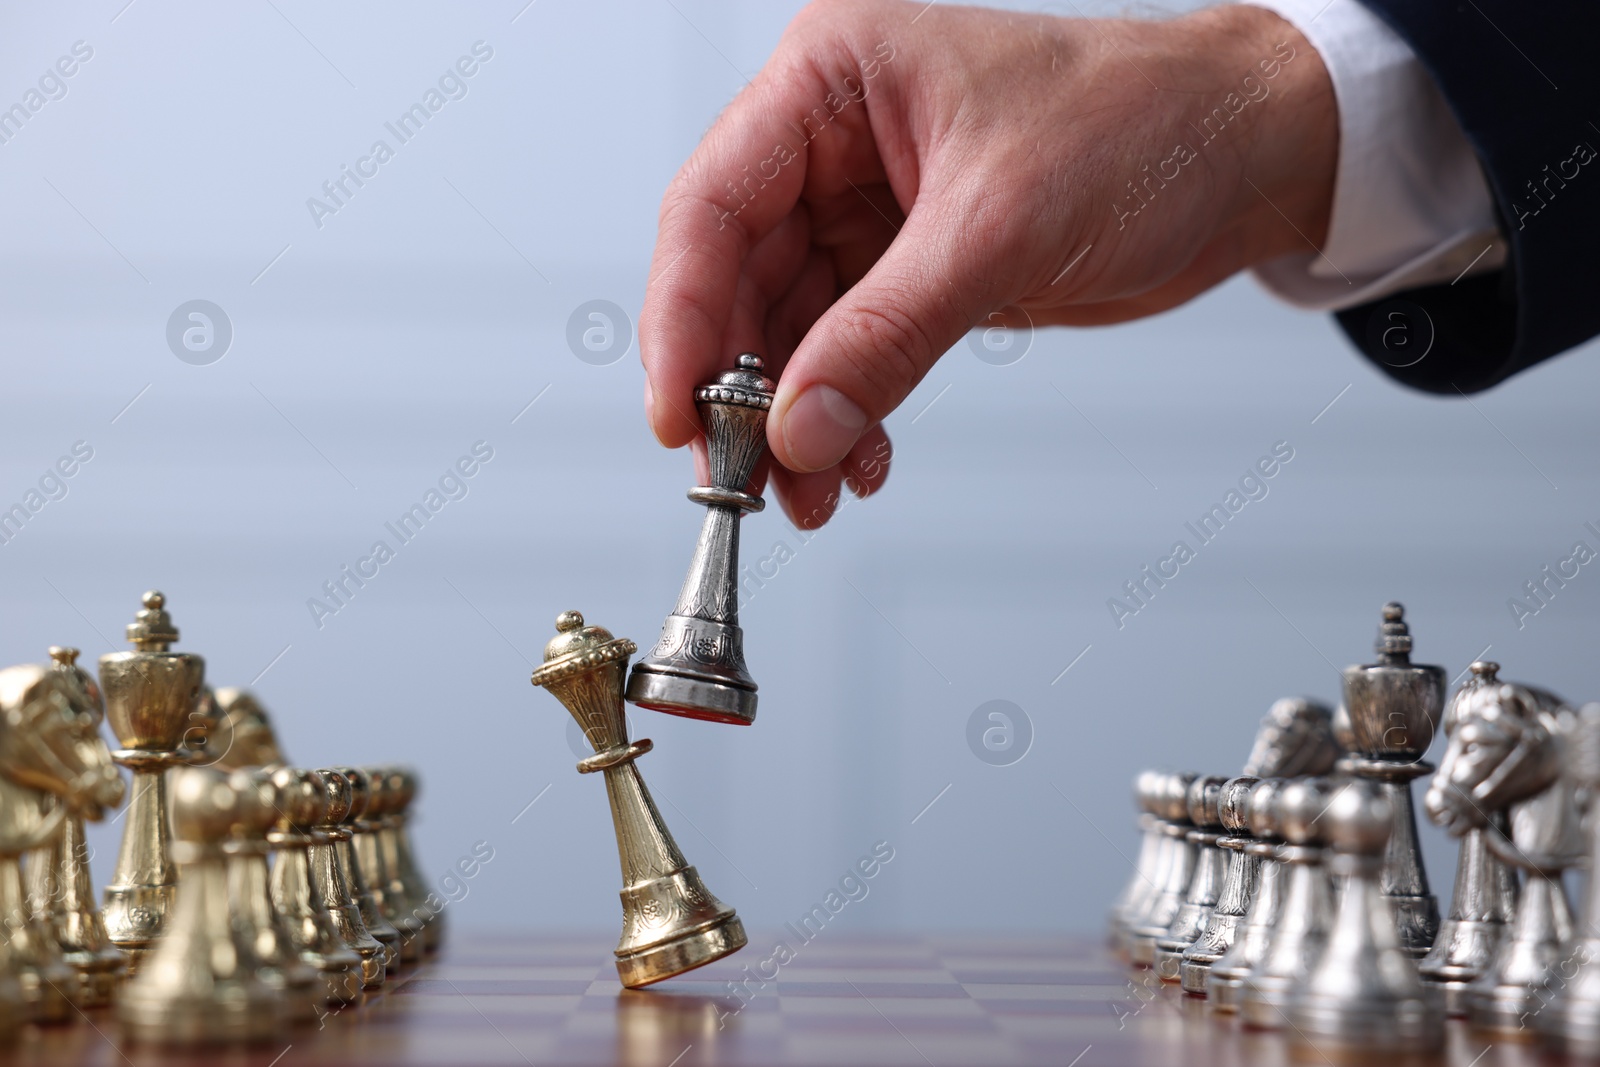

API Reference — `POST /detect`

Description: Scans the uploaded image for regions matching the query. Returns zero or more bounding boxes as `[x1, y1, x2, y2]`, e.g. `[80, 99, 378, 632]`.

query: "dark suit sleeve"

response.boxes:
[1333, 1, 1598, 394]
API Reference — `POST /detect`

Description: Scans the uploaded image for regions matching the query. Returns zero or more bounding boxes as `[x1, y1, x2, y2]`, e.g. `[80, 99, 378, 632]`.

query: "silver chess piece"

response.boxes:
[1180, 776, 1260, 994]
[1538, 702, 1600, 1053]
[627, 354, 775, 726]
[1109, 771, 1168, 948]
[1418, 661, 1519, 1015]
[1127, 772, 1197, 966]
[1155, 776, 1228, 982]
[1338, 601, 1442, 958]
[1241, 777, 1335, 1030]
[1424, 673, 1582, 1034]
[1208, 778, 1286, 1011]
[1286, 779, 1444, 1055]
[1242, 697, 1341, 779]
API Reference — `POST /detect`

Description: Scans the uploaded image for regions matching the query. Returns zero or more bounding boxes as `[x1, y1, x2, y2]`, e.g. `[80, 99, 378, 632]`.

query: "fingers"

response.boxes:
[768, 188, 997, 473]
[640, 56, 845, 449]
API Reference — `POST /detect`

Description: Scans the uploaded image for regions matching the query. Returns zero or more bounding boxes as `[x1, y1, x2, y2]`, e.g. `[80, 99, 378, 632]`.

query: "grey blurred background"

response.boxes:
[0, 0, 1594, 940]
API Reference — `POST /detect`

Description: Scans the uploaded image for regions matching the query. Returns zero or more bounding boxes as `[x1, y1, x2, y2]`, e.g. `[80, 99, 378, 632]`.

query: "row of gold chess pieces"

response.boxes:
[0, 590, 442, 1044]
[1110, 602, 1600, 1058]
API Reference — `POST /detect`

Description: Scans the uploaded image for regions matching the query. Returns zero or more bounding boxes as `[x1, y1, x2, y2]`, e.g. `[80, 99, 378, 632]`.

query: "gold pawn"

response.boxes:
[119, 765, 285, 1044]
[266, 768, 362, 1004]
[309, 770, 387, 989]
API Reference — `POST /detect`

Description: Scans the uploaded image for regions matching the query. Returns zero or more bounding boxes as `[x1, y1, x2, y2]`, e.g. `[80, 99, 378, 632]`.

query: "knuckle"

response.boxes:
[836, 301, 931, 400]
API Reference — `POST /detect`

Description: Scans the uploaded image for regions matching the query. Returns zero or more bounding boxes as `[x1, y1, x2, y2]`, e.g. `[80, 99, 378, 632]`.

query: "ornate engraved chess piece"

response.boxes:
[1241, 777, 1335, 1030]
[100, 591, 205, 972]
[24, 647, 127, 1008]
[1338, 602, 1442, 957]
[266, 767, 362, 1005]
[1208, 778, 1287, 1011]
[1539, 702, 1600, 1054]
[1241, 697, 1341, 779]
[353, 767, 425, 962]
[0, 661, 124, 1024]
[532, 611, 748, 986]
[227, 768, 319, 1024]
[1155, 776, 1228, 981]
[1424, 673, 1582, 1034]
[309, 769, 388, 990]
[120, 765, 285, 1044]
[381, 766, 442, 953]
[1418, 661, 1519, 1015]
[1180, 776, 1260, 994]
[627, 354, 775, 725]
[1287, 779, 1444, 1054]
[1127, 772, 1197, 965]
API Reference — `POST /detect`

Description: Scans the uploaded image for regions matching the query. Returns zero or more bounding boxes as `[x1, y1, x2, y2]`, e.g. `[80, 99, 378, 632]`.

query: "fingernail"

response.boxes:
[782, 385, 867, 472]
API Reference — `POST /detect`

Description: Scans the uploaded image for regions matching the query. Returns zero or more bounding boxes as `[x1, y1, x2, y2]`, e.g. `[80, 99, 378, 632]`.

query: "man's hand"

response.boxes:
[640, 0, 1336, 528]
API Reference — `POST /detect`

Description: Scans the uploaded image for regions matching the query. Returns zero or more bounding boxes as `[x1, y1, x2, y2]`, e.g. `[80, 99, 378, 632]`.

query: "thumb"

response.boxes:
[768, 202, 995, 473]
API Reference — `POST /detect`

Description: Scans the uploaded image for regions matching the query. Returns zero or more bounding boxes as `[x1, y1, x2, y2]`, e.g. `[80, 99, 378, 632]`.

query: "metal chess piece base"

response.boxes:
[626, 644, 756, 726]
[60, 949, 125, 1009]
[616, 906, 747, 989]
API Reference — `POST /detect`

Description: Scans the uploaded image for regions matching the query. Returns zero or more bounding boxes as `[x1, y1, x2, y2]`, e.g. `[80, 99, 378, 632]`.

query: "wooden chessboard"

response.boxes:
[28, 932, 1535, 1065]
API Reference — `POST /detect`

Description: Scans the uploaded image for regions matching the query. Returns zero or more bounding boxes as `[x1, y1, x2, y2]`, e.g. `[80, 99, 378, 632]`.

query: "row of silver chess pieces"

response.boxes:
[1110, 601, 1600, 1056]
[0, 590, 443, 1045]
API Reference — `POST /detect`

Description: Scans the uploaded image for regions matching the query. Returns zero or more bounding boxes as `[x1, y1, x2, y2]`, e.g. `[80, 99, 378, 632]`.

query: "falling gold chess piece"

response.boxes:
[531, 611, 747, 987]
[354, 768, 425, 962]
[266, 768, 362, 1005]
[120, 765, 286, 1044]
[382, 766, 442, 953]
[24, 647, 128, 1008]
[227, 768, 320, 1023]
[309, 769, 387, 989]
[0, 661, 124, 1025]
[100, 591, 205, 973]
[331, 765, 402, 971]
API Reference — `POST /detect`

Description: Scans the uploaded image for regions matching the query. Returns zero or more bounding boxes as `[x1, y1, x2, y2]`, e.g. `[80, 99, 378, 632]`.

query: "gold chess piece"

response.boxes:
[354, 768, 425, 962]
[266, 768, 362, 1005]
[309, 769, 387, 989]
[227, 768, 319, 1023]
[210, 688, 286, 771]
[382, 766, 442, 953]
[531, 611, 747, 987]
[100, 591, 205, 972]
[24, 647, 128, 1008]
[119, 765, 285, 1044]
[0, 661, 124, 1024]
[331, 765, 402, 971]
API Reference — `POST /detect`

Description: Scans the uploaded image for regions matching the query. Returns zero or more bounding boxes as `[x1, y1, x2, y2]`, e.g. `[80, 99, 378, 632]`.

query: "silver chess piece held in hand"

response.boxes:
[628, 354, 775, 726]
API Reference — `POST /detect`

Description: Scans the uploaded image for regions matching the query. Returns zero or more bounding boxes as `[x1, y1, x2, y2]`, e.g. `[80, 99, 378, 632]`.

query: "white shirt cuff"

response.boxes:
[1241, 0, 1505, 311]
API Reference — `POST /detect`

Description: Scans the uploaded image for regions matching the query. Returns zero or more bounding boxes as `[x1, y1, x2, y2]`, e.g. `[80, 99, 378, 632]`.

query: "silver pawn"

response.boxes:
[1153, 776, 1227, 981]
[1180, 776, 1259, 995]
[1109, 771, 1169, 949]
[1241, 777, 1335, 1030]
[1286, 779, 1443, 1054]
[1208, 778, 1286, 1011]
[1418, 660, 1518, 1015]
[1127, 772, 1197, 966]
